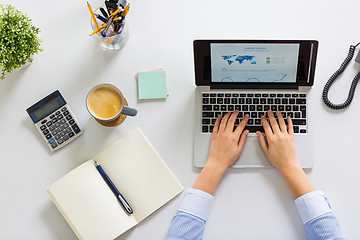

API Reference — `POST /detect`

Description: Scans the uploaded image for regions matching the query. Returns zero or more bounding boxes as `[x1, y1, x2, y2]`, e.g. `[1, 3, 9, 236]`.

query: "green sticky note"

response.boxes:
[138, 71, 167, 100]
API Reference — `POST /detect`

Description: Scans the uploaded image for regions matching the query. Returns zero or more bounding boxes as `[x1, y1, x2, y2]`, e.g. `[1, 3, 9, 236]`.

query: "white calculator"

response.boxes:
[26, 90, 83, 151]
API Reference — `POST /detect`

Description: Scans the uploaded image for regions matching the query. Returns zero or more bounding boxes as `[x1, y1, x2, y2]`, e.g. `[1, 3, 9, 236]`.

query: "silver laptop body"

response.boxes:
[193, 40, 318, 168]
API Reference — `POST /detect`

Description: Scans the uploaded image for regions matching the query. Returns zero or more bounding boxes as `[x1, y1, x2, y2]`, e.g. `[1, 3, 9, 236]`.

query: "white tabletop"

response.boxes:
[1, 0, 360, 239]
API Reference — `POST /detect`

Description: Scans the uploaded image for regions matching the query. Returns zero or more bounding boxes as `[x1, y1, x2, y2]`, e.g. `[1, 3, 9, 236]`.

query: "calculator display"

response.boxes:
[27, 90, 66, 123]
[34, 99, 62, 119]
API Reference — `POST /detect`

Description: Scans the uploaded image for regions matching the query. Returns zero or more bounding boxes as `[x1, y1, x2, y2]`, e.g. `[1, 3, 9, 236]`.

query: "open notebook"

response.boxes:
[47, 128, 183, 240]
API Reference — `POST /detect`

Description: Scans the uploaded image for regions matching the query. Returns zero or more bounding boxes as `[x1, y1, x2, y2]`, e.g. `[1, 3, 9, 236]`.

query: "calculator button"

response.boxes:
[58, 126, 63, 131]
[65, 127, 71, 133]
[52, 129, 58, 135]
[46, 134, 52, 139]
[55, 122, 60, 127]
[43, 129, 49, 135]
[46, 121, 53, 127]
[60, 119, 66, 124]
[60, 131, 66, 137]
[51, 142, 58, 148]
[63, 135, 70, 141]
[57, 114, 63, 120]
[50, 114, 55, 119]
[49, 138, 55, 144]
[69, 119, 75, 125]
[40, 125, 46, 131]
[63, 110, 69, 116]
[61, 107, 67, 112]
[55, 111, 61, 115]
[58, 139, 64, 145]
[64, 123, 69, 128]
[52, 118, 58, 123]
[55, 134, 61, 140]
[69, 132, 75, 138]
[41, 119, 47, 124]
[71, 124, 81, 134]
[49, 125, 55, 131]
[66, 115, 72, 120]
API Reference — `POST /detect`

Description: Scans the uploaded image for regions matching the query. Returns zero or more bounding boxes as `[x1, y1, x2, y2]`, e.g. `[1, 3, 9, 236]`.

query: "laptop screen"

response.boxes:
[210, 43, 300, 84]
[194, 40, 318, 89]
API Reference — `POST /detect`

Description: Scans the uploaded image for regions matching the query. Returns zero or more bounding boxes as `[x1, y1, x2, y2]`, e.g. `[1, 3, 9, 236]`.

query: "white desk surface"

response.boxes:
[1, 0, 360, 239]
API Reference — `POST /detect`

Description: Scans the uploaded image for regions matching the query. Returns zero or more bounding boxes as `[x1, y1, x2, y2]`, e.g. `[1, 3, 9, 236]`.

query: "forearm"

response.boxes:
[192, 161, 227, 196]
[166, 188, 214, 240]
[279, 163, 315, 199]
[295, 191, 345, 240]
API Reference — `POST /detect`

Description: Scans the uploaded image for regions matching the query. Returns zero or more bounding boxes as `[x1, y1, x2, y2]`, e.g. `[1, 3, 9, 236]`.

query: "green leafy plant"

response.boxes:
[0, 4, 42, 80]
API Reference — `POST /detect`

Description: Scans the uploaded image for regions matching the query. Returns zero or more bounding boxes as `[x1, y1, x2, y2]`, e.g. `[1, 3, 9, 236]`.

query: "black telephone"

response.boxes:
[322, 42, 360, 109]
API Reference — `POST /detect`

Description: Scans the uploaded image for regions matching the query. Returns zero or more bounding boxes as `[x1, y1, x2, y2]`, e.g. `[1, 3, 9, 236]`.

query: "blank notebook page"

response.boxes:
[47, 160, 137, 240]
[95, 128, 183, 222]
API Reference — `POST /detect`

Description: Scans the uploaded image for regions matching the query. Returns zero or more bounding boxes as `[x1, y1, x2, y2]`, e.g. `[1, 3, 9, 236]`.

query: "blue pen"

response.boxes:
[94, 160, 133, 214]
[94, 14, 107, 37]
[95, 14, 107, 23]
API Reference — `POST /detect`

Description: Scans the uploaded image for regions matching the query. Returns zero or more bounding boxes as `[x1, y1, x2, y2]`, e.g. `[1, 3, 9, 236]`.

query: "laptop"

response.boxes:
[193, 40, 318, 168]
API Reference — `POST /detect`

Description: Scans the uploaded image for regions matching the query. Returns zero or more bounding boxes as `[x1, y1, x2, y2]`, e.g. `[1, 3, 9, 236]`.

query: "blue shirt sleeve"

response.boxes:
[295, 190, 345, 239]
[166, 188, 214, 240]
[167, 189, 345, 240]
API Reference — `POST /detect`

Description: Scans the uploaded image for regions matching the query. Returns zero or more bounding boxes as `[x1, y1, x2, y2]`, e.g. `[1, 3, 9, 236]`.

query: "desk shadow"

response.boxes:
[41, 202, 78, 240]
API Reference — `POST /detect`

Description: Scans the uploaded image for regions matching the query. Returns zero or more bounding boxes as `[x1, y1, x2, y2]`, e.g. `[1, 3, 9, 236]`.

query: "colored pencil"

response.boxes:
[87, 2, 101, 36]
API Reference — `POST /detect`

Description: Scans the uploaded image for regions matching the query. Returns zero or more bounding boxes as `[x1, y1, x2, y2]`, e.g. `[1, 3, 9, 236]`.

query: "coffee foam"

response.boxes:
[87, 85, 123, 119]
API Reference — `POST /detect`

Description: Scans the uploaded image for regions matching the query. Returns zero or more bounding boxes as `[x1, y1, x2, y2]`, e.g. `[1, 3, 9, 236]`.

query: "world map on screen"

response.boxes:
[222, 55, 256, 65]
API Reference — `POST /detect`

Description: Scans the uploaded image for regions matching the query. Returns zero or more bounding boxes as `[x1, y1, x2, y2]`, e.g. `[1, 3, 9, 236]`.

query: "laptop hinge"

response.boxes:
[210, 83, 299, 90]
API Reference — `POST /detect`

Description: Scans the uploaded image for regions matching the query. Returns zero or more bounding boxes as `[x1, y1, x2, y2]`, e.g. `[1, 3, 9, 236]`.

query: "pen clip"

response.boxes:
[118, 194, 133, 214]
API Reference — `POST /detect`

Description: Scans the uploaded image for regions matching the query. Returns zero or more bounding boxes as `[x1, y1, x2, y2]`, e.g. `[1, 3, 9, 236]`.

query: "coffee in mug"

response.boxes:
[86, 84, 137, 126]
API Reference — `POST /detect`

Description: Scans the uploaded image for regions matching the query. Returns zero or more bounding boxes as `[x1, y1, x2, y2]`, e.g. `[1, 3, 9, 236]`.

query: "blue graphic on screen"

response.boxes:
[222, 55, 256, 65]
[210, 43, 300, 83]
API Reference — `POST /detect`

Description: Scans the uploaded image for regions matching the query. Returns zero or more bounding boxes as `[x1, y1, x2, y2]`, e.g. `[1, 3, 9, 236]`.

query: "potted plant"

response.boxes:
[0, 4, 42, 80]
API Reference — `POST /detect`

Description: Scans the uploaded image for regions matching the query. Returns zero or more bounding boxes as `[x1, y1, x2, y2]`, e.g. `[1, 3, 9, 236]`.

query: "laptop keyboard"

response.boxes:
[201, 92, 307, 134]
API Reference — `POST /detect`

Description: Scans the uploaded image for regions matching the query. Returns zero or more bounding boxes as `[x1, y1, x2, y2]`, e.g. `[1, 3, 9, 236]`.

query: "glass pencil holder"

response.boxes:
[90, 7, 129, 51]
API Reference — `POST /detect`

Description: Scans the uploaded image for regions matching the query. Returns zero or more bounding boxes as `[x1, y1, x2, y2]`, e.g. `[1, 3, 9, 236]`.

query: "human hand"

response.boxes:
[257, 110, 315, 198]
[256, 110, 301, 173]
[193, 111, 249, 195]
[206, 111, 249, 171]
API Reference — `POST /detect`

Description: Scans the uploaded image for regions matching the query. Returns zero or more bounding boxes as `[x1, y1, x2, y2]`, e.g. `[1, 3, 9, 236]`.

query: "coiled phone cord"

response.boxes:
[322, 42, 360, 109]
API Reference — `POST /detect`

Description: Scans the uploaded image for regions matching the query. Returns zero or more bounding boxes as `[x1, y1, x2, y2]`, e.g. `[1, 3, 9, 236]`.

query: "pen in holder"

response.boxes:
[90, 6, 129, 51]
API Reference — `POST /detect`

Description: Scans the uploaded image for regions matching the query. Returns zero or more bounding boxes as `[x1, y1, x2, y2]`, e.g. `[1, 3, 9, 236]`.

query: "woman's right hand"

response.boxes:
[256, 110, 301, 172]
[256, 110, 314, 199]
